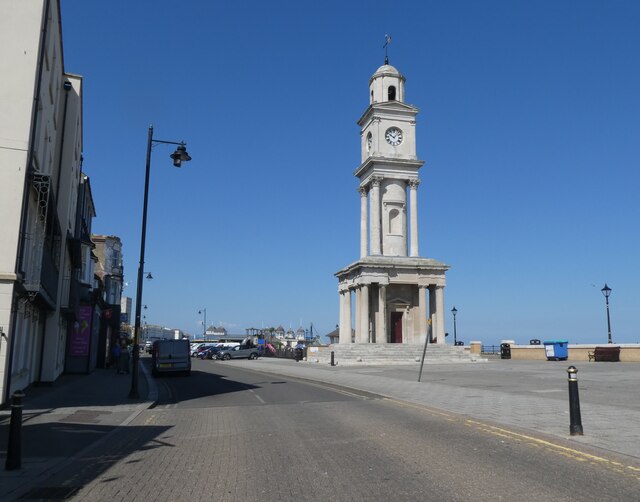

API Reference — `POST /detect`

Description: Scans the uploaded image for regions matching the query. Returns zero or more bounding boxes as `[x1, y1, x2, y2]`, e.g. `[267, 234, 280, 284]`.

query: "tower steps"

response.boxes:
[309, 344, 485, 365]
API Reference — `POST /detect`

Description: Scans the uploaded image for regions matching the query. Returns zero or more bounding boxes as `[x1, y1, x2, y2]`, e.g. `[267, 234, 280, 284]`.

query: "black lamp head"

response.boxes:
[170, 143, 191, 168]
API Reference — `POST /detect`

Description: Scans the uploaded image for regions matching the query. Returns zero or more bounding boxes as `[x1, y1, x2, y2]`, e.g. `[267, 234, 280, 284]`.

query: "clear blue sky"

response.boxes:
[60, 0, 639, 345]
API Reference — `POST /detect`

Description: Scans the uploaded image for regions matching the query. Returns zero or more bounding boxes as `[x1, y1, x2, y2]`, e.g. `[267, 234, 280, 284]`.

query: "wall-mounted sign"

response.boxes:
[70, 305, 92, 357]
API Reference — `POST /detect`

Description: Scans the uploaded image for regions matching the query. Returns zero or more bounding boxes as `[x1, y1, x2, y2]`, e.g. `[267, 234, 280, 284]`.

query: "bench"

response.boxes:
[588, 346, 620, 362]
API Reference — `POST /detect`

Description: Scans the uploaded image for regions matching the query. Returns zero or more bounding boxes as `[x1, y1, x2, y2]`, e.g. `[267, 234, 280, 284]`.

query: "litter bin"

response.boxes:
[500, 343, 511, 359]
[543, 340, 568, 361]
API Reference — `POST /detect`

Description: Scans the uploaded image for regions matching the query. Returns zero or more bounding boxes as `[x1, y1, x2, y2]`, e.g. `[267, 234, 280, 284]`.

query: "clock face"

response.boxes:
[385, 127, 403, 146]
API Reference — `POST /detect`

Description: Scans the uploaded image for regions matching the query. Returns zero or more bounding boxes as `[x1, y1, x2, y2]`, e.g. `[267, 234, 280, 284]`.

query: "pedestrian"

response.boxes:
[112, 342, 121, 373]
[119, 340, 130, 374]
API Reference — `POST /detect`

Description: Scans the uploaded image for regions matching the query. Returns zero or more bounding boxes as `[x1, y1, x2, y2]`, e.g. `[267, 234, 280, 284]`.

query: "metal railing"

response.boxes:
[481, 345, 501, 354]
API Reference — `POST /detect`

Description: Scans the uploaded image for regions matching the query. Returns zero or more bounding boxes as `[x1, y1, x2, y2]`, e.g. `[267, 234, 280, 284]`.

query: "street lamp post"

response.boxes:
[199, 308, 207, 340]
[130, 125, 191, 399]
[601, 284, 613, 344]
[451, 306, 458, 345]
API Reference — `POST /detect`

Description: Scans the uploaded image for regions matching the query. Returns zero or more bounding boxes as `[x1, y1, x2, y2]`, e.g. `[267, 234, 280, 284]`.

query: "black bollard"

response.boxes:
[5, 391, 25, 470]
[567, 366, 584, 436]
[330, 351, 335, 367]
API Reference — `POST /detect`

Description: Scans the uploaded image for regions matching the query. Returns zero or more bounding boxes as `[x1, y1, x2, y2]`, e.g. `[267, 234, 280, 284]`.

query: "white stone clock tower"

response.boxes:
[336, 62, 449, 347]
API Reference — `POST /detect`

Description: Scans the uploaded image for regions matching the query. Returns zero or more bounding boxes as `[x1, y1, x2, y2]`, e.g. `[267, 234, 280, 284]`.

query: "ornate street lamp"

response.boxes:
[601, 284, 613, 344]
[130, 125, 191, 399]
[451, 306, 458, 345]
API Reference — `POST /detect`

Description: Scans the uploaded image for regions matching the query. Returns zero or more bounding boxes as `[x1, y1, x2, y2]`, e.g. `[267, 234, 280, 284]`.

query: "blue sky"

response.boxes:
[60, 0, 639, 345]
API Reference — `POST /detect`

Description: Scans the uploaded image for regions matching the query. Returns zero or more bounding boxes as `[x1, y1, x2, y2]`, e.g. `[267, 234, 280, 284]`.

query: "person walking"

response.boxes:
[118, 340, 130, 374]
[112, 342, 122, 373]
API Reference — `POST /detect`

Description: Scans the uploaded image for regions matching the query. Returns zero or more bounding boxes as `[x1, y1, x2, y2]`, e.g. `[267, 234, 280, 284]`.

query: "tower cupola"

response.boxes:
[369, 64, 406, 105]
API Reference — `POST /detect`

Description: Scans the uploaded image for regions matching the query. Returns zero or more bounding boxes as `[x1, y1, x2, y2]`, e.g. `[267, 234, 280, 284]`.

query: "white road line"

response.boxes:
[248, 389, 265, 404]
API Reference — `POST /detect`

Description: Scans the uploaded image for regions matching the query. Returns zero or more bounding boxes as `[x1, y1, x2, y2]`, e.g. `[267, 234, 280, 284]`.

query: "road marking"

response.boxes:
[465, 420, 640, 481]
[382, 397, 640, 481]
[248, 389, 265, 404]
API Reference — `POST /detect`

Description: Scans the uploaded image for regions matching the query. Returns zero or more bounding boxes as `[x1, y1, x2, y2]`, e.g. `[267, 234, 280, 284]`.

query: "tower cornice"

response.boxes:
[357, 101, 419, 127]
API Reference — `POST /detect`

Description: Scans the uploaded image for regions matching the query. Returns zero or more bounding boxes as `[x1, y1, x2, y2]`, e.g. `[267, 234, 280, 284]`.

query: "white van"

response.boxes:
[151, 339, 191, 377]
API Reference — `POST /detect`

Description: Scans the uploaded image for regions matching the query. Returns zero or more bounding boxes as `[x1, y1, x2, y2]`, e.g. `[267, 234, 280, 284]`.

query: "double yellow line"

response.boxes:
[385, 397, 640, 481]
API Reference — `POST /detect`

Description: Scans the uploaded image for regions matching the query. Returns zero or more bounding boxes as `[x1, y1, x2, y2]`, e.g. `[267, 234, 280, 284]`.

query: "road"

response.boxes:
[25, 357, 640, 501]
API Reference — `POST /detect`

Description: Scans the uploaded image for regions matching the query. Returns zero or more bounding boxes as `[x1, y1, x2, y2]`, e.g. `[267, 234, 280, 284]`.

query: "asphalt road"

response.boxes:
[25, 357, 639, 501]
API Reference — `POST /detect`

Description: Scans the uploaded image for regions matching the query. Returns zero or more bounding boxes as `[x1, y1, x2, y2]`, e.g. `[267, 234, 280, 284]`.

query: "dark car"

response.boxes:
[197, 345, 224, 359]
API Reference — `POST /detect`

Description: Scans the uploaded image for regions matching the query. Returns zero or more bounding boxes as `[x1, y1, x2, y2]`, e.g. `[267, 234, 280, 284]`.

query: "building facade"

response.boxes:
[335, 62, 449, 346]
[91, 235, 124, 368]
[0, 0, 90, 403]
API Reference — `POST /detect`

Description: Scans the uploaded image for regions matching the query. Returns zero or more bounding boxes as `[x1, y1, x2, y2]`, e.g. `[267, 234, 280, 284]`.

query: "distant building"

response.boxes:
[121, 296, 133, 324]
[92, 235, 124, 367]
[142, 324, 184, 341]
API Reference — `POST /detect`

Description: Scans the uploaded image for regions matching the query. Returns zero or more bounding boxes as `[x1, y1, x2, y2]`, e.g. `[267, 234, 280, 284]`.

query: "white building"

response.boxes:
[121, 296, 133, 324]
[335, 61, 449, 346]
[0, 0, 87, 403]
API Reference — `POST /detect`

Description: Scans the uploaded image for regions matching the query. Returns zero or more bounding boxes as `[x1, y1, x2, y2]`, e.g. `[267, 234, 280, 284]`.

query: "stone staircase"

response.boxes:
[308, 344, 486, 366]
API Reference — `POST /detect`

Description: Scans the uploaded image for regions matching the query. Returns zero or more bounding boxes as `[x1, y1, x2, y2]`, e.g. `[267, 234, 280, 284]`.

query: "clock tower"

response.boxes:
[336, 62, 449, 347]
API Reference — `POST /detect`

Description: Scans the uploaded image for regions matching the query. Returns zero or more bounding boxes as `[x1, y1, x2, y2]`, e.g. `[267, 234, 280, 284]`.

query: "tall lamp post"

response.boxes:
[199, 308, 207, 340]
[601, 284, 613, 344]
[130, 125, 191, 399]
[451, 306, 458, 345]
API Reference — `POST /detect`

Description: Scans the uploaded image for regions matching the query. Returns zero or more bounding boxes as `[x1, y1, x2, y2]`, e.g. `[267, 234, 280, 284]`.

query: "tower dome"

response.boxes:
[369, 64, 405, 104]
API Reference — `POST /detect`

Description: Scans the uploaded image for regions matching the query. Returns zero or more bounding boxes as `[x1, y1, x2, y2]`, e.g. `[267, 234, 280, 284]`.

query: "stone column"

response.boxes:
[429, 285, 436, 343]
[409, 179, 420, 257]
[339, 290, 349, 344]
[354, 287, 361, 342]
[360, 188, 368, 258]
[435, 286, 445, 344]
[370, 177, 382, 255]
[359, 284, 370, 343]
[376, 285, 387, 343]
[419, 285, 428, 344]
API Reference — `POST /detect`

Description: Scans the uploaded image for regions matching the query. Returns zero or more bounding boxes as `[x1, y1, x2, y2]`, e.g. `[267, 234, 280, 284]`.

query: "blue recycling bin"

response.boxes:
[543, 340, 568, 361]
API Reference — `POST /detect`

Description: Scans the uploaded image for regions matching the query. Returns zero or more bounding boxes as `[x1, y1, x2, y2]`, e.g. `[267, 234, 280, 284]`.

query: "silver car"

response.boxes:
[217, 345, 260, 360]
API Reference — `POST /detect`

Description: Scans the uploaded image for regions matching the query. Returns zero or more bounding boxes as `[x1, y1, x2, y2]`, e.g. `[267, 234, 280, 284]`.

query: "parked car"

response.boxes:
[151, 339, 191, 377]
[145, 341, 153, 354]
[190, 343, 207, 357]
[197, 345, 224, 359]
[217, 344, 260, 361]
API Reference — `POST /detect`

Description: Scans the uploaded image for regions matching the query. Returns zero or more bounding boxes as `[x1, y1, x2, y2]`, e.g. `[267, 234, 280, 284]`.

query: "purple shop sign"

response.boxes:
[70, 305, 93, 357]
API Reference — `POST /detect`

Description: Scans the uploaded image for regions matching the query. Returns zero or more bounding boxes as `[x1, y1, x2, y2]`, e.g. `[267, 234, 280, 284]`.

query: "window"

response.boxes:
[388, 86, 396, 101]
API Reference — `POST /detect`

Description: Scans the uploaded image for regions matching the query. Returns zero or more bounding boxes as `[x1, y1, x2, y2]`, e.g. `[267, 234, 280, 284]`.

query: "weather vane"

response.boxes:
[383, 34, 392, 64]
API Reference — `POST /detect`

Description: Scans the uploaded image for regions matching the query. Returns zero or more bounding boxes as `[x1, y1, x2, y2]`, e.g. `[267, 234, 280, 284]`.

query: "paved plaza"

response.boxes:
[1, 356, 639, 499]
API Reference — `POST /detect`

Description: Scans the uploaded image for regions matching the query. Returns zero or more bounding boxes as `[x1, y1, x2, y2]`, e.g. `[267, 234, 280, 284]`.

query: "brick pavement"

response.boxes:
[1, 354, 639, 500]
[0, 362, 152, 500]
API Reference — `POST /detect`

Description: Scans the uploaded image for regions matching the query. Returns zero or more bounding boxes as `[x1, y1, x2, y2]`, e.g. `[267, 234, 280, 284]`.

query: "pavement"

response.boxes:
[0, 360, 155, 500]
[1, 354, 639, 499]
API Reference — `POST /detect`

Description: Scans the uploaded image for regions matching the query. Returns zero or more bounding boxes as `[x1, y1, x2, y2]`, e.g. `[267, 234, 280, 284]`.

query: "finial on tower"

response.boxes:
[383, 34, 392, 64]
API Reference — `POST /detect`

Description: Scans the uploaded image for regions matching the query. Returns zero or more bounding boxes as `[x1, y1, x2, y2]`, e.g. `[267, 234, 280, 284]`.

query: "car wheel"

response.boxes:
[223, 354, 231, 361]
[249, 353, 257, 360]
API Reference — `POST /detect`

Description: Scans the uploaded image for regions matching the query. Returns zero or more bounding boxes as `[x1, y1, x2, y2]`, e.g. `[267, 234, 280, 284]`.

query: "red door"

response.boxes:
[390, 312, 403, 343]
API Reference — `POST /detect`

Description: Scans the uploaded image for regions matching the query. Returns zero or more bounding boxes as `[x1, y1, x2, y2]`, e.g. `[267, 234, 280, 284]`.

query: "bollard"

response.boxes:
[5, 391, 25, 470]
[567, 366, 583, 436]
[330, 351, 335, 367]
